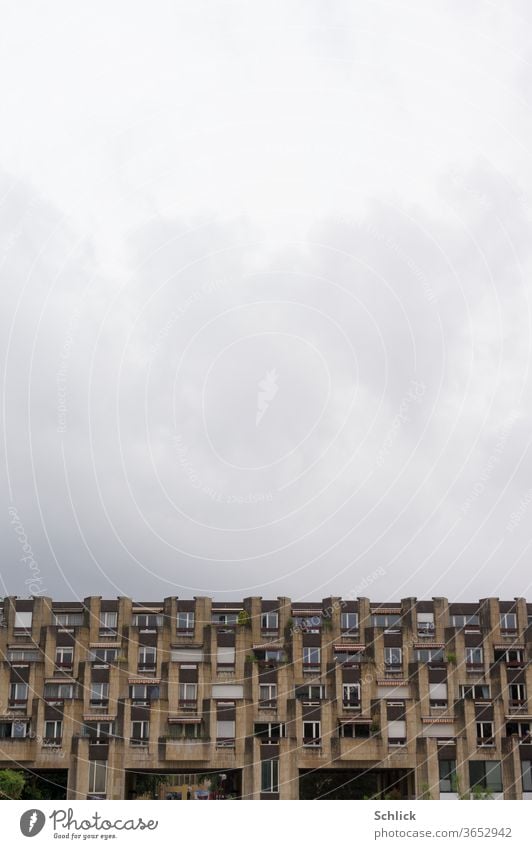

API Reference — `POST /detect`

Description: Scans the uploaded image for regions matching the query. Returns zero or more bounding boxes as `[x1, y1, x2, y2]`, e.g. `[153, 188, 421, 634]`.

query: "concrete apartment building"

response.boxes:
[1, 594, 532, 800]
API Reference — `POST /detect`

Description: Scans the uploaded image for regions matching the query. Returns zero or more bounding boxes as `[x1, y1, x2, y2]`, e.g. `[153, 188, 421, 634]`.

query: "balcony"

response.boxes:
[137, 663, 156, 674]
[331, 735, 383, 760]
[89, 700, 109, 709]
[476, 737, 495, 748]
[160, 738, 211, 761]
[303, 737, 322, 748]
[303, 663, 320, 674]
[216, 737, 235, 748]
[178, 700, 198, 712]
[42, 737, 63, 748]
[388, 738, 407, 747]
[7, 700, 28, 710]
[258, 699, 278, 710]
[509, 700, 528, 713]
[0, 738, 36, 761]
[342, 700, 361, 710]
[129, 738, 149, 747]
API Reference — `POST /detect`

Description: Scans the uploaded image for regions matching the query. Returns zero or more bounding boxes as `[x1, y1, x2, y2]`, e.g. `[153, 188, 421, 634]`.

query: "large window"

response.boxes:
[129, 684, 159, 703]
[138, 646, 156, 670]
[0, 720, 29, 738]
[452, 614, 479, 629]
[303, 721, 321, 746]
[439, 760, 456, 793]
[500, 612, 517, 632]
[384, 647, 402, 668]
[469, 761, 502, 794]
[88, 761, 107, 796]
[259, 683, 277, 707]
[254, 722, 285, 741]
[43, 683, 76, 700]
[293, 615, 322, 633]
[476, 721, 494, 746]
[261, 612, 279, 631]
[8, 682, 28, 704]
[84, 721, 113, 742]
[261, 759, 279, 794]
[178, 683, 197, 707]
[44, 720, 63, 744]
[7, 649, 40, 662]
[89, 648, 118, 666]
[371, 614, 401, 632]
[131, 721, 150, 743]
[99, 611, 117, 632]
[522, 761, 532, 793]
[340, 612, 358, 632]
[466, 647, 483, 666]
[177, 611, 195, 631]
[302, 647, 320, 670]
[459, 684, 490, 700]
[132, 613, 163, 630]
[55, 647, 73, 669]
[416, 648, 444, 664]
[53, 612, 84, 627]
[295, 684, 325, 701]
[342, 683, 360, 707]
[89, 682, 109, 706]
[509, 683, 527, 706]
[417, 612, 435, 635]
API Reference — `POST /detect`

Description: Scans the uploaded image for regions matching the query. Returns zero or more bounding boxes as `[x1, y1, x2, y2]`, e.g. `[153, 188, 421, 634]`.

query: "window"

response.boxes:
[429, 682, 448, 708]
[500, 612, 517, 632]
[178, 683, 197, 707]
[384, 647, 402, 667]
[302, 647, 320, 669]
[261, 611, 279, 631]
[89, 682, 109, 706]
[217, 646, 235, 670]
[14, 611, 32, 631]
[44, 683, 76, 700]
[388, 720, 407, 745]
[138, 646, 156, 670]
[495, 648, 524, 666]
[339, 721, 370, 738]
[259, 683, 277, 706]
[342, 683, 360, 707]
[88, 760, 107, 796]
[0, 721, 29, 738]
[452, 614, 480, 630]
[53, 612, 84, 627]
[303, 721, 321, 746]
[416, 648, 444, 664]
[371, 614, 402, 632]
[439, 759, 457, 793]
[469, 761, 502, 794]
[7, 649, 40, 662]
[168, 722, 202, 740]
[292, 615, 322, 633]
[55, 647, 73, 669]
[522, 761, 532, 793]
[129, 684, 159, 703]
[84, 721, 113, 742]
[417, 612, 435, 635]
[261, 759, 279, 794]
[131, 721, 150, 743]
[8, 682, 28, 704]
[466, 647, 484, 666]
[254, 722, 285, 741]
[44, 720, 63, 744]
[177, 611, 195, 631]
[216, 720, 235, 746]
[477, 721, 494, 746]
[509, 683, 527, 706]
[99, 611, 117, 632]
[295, 684, 325, 701]
[211, 613, 238, 626]
[334, 648, 363, 666]
[89, 648, 118, 666]
[460, 684, 490, 700]
[506, 721, 530, 741]
[340, 612, 358, 632]
[132, 613, 163, 630]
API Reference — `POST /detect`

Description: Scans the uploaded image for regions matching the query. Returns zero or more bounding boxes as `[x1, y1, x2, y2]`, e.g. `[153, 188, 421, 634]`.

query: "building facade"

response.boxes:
[1, 594, 532, 800]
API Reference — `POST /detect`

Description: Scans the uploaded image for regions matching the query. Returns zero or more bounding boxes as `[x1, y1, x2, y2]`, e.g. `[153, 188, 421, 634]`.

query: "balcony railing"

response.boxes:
[388, 738, 406, 747]
[42, 737, 63, 747]
[7, 699, 28, 709]
[342, 699, 361, 709]
[178, 700, 198, 711]
[477, 737, 495, 747]
[258, 699, 278, 710]
[89, 699, 109, 708]
[129, 738, 149, 746]
[303, 737, 321, 747]
[137, 663, 156, 673]
[216, 737, 235, 748]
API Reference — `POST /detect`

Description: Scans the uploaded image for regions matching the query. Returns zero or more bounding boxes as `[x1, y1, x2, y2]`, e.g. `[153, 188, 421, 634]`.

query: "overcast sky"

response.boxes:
[1, 1, 532, 603]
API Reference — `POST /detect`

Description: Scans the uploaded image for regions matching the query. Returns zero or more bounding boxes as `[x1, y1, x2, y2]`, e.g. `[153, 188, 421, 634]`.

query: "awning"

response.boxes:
[89, 642, 121, 649]
[291, 609, 322, 616]
[128, 678, 161, 685]
[83, 715, 116, 722]
[370, 608, 401, 614]
[168, 716, 203, 724]
[376, 679, 409, 687]
[494, 644, 524, 650]
[0, 715, 30, 721]
[253, 644, 283, 651]
[338, 717, 371, 724]
[422, 717, 455, 724]
[333, 644, 365, 652]
[413, 643, 444, 649]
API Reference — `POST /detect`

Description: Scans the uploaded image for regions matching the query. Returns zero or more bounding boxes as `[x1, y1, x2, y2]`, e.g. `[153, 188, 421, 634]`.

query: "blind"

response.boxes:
[212, 684, 243, 699]
[217, 647, 235, 664]
[216, 720, 235, 737]
[377, 685, 410, 699]
[429, 682, 447, 699]
[422, 723, 454, 738]
[388, 721, 406, 737]
[418, 612, 434, 624]
[14, 612, 32, 628]
[171, 648, 204, 663]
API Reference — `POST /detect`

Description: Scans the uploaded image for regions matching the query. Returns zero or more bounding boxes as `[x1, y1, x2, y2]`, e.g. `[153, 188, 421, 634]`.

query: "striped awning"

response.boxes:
[0, 715, 30, 721]
[168, 716, 203, 724]
[83, 715, 116, 722]
[253, 643, 283, 650]
[376, 679, 409, 687]
[339, 717, 371, 724]
[413, 643, 445, 649]
[128, 678, 161, 685]
[494, 644, 524, 650]
[334, 644, 365, 652]
[422, 716, 455, 724]
[370, 608, 401, 614]
[89, 642, 122, 648]
[291, 609, 322, 616]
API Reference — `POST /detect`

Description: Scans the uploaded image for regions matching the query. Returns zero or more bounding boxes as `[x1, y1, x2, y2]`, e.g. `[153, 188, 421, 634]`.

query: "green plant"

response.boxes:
[245, 652, 257, 663]
[0, 769, 26, 799]
[237, 610, 251, 627]
[446, 652, 457, 664]
[370, 720, 380, 734]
